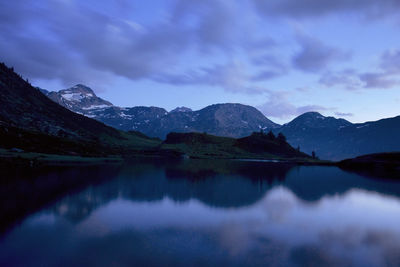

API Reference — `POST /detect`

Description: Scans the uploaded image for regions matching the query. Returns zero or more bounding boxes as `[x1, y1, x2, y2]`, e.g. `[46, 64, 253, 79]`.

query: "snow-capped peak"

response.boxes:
[47, 84, 113, 111]
[59, 84, 98, 102]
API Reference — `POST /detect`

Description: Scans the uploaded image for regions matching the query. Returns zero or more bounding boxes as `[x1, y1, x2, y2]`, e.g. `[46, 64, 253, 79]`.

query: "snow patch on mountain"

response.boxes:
[82, 104, 111, 110]
[61, 93, 85, 101]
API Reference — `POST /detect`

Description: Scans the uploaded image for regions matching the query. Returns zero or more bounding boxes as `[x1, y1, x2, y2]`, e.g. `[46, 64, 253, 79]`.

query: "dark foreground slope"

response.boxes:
[162, 131, 312, 160]
[0, 63, 160, 156]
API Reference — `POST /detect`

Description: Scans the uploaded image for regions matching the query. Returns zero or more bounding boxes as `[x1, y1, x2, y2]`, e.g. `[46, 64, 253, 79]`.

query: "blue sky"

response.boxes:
[1, 0, 400, 124]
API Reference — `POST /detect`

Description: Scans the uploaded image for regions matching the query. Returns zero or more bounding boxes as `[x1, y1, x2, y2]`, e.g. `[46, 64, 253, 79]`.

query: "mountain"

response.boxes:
[41, 84, 400, 161]
[153, 103, 279, 138]
[0, 63, 160, 155]
[170, 107, 192, 113]
[282, 112, 352, 129]
[278, 112, 400, 160]
[0, 63, 315, 161]
[42, 86, 279, 138]
[275, 112, 351, 158]
[45, 84, 113, 113]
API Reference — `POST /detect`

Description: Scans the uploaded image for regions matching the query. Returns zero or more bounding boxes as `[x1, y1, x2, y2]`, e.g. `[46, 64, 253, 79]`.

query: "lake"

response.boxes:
[1, 159, 400, 266]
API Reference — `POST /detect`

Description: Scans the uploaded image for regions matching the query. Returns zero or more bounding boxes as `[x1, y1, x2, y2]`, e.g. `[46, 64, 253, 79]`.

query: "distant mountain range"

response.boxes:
[43, 85, 279, 138]
[42, 84, 400, 160]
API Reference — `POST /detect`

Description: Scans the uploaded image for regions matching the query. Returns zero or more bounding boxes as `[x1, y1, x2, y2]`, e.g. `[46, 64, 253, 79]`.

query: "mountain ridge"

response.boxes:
[0, 64, 316, 162]
[42, 87, 279, 138]
[41, 83, 400, 160]
[278, 112, 400, 160]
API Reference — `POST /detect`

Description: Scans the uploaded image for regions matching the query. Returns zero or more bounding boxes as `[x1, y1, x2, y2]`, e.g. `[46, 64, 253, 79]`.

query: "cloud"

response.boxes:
[152, 62, 272, 94]
[171, 0, 241, 52]
[251, 70, 284, 81]
[2, 0, 398, 100]
[319, 69, 400, 90]
[319, 69, 362, 90]
[1, 0, 179, 85]
[292, 34, 350, 73]
[381, 50, 400, 73]
[252, 0, 400, 19]
[319, 49, 400, 90]
[152, 61, 259, 93]
[296, 105, 331, 114]
[334, 112, 353, 117]
[251, 54, 289, 81]
[359, 72, 399, 89]
[45, 2, 192, 81]
[0, 0, 267, 91]
[258, 90, 332, 119]
[355, 49, 400, 89]
[243, 37, 278, 51]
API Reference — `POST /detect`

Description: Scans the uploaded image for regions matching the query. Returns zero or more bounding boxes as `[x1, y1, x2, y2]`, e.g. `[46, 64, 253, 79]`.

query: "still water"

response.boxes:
[1, 159, 400, 266]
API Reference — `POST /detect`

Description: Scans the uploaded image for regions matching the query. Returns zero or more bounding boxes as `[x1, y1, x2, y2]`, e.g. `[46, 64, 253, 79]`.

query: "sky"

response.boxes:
[1, 0, 400, 124]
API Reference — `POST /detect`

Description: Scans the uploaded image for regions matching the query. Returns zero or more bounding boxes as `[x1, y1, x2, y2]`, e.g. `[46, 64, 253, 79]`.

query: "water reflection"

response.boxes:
[1, 159, 400, 266]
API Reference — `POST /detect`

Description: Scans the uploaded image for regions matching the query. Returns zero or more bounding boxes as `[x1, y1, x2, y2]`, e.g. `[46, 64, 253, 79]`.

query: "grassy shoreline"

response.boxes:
[5, 148, 399, 169]
[0, 148, 124, 167]
[0, 148, 334, 167]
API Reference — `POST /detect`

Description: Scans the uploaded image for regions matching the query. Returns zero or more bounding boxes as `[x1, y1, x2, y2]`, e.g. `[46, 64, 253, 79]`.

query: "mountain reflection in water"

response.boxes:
[1, 159, 400, 267]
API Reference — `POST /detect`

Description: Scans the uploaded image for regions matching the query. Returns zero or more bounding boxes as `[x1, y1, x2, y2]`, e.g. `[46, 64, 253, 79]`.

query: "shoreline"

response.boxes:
[0, 148, 334, 167]
[2, 148, 399, 169]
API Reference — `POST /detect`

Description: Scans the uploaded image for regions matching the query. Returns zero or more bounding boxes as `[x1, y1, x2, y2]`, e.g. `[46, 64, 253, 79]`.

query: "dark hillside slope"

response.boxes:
[0, 63, 160, 155]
